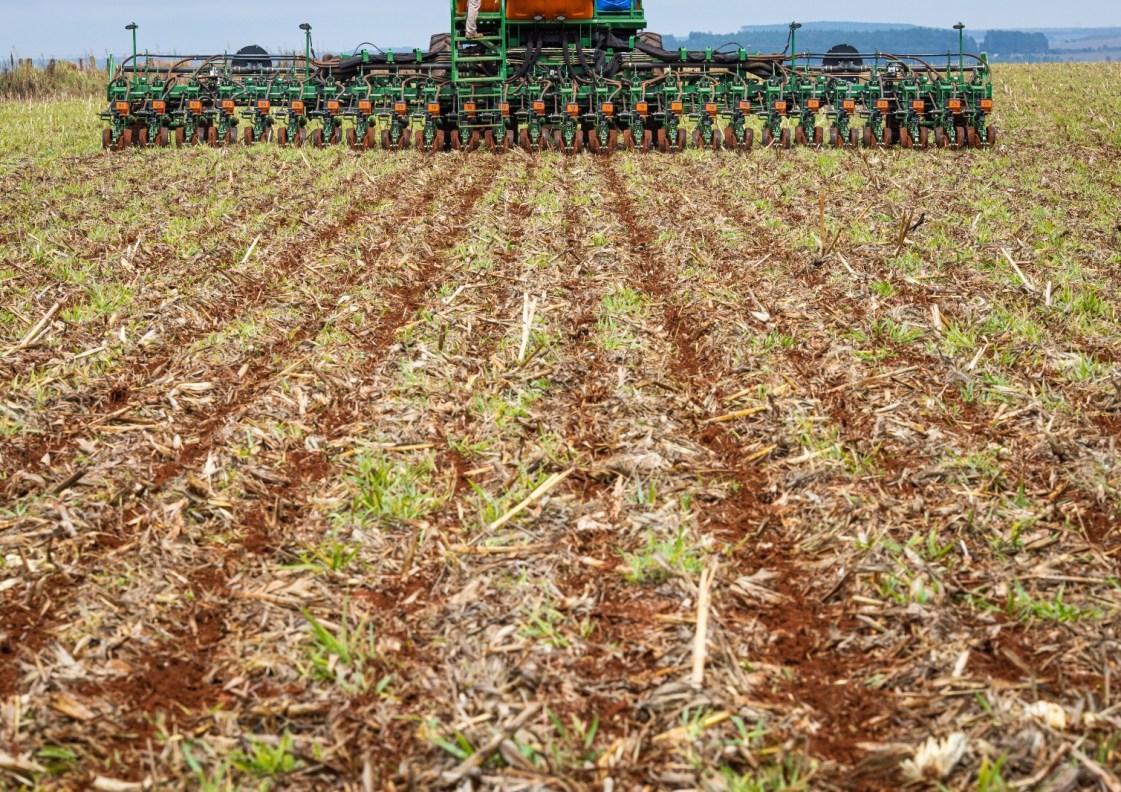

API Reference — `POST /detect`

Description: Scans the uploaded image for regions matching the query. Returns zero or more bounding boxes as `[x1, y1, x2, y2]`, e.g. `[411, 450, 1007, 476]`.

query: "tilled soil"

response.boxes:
[1, 63, 1119, 790]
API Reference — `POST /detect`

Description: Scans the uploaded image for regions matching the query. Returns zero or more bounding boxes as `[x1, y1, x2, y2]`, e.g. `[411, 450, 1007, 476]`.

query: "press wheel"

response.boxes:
[623, 128, 636, 151]
[779, 128, 791, 149]
[760, 127, 773, 148]
[277, 127, 289, 147]
[102, 128, 112, 150]
[503, 131, 515, 152]
[642, 129, 653, 152]
[174, 127, 186, 148]
[225, 128, 237, 147]
[899, 127, 913, 149]
[244, 126, 255, 146]
[450, 129, 462, 150]
[115, 128, 133, 151]
[829, 128, 843, 148]
[813, 126, 825, 148]
[206, 126, 219, 147]
[363, 128, 375, 150]
[346, 128, 358, 150]
[519, 129, 532, 151]
[676, 129, 686, 151]
[137, 128, 149, 147]
[954, 125, 968, 150]
[880, 126, 893, 147]
[742, 128, 754, 152]
[794, 126, 808, 147]
[986, 126, 997, 148]
[330, 129, 342, 146]
[849, 129, 860, 148]
[918, 127, 930, 149]
[156, 128, 170, 148]
[589, 132, 601, 153]
[656, 128, 669, 153]
[484, 129, 497, 152]
[310, 128, 324, 148]
[607, 129, 618, 153]
[934, 127, 948, 149]
[863, 126, 875, 149]
[968, 128, 981, 149]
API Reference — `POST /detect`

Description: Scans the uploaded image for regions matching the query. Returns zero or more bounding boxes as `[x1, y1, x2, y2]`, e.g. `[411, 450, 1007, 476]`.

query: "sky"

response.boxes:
[5, 0, 1121, 60]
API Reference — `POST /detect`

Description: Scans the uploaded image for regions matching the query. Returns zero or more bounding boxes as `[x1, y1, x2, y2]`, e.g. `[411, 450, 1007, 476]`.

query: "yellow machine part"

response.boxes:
[457, 0, 594, 20]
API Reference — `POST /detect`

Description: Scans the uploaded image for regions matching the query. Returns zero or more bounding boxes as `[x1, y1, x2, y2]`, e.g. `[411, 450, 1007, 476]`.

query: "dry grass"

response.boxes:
[1, 62, 1119, 791]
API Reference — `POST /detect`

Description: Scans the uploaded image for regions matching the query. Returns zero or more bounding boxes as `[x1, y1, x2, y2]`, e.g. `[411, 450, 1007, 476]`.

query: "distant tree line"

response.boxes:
[663, 27, 982, 56]
[982, 30, 1050, 53]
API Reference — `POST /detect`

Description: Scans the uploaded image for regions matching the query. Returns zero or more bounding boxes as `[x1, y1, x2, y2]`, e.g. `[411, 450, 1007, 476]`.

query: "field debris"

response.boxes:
[1, 62, 1120, 790]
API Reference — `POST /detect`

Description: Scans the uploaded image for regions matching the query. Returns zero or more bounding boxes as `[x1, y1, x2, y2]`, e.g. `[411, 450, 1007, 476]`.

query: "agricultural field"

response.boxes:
[0, 62, 1119, 790]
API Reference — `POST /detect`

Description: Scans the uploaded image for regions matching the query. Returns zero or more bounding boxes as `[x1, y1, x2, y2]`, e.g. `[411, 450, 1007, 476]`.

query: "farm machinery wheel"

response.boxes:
[276, 127, 289, 147]
[986, 126, 997, 148]
[137, 128, 149, 147]
[899, 127, 913, 149]
[677, 129, 686, 151]
[954, 125, 968, 150]
[829, 128, 844, 148]
[101, 129, 112, 150]
[450, 129, 462, 151]
[503, 131, 515, 152]
[175, 127, 186, 148]
[310, 128, 324, 148]
[862, 126, 875, 149]
[779, 128, 791, 149]
[484, 129, 497, 152]
[849, 128, 860, 149]
[205, 126, 218, 147]
[346, 128, 358, 150]
[693, 128, 720, 150]
[364, 129, 376, 150]
[656, 128, 669, 153]
[813, 126, 825, 148]
[155, 129, 170, 148]
[760, 127, 772, 148]
[968, 128, 982, 149]
[934, 127, 948, 149]
[117, 128, 133, 150]
[225, 128, 238, 146]
[623, 129, 636, 151]
[518, 129, 531, 152]
[794, 126, 808, 147]
[642, 129, 653, 152]
[330, 129, 342, 146]
[880, 127, 893, 147]
[589, 132, 601, 154]
[918, 127, 930, 149]
[468, 131, 481, 152]
[244, 126, 255, 146]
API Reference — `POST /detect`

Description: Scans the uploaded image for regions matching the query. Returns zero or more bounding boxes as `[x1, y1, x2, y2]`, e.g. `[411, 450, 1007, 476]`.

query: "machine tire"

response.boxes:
[102, 128, 112, 150]
[428, 33, 452, 53]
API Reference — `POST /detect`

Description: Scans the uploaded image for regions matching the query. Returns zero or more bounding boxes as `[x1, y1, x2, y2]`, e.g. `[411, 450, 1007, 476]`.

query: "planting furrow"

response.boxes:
[0, 156, 434, 489]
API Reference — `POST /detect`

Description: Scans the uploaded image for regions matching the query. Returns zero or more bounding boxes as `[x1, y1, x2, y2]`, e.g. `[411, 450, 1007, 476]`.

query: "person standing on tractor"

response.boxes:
[465, 0, 484, 39]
